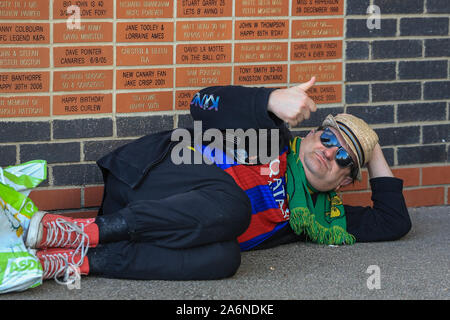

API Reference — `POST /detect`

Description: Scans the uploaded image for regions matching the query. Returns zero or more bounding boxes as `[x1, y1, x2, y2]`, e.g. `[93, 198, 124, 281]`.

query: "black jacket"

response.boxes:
[98, 85, 412, 247]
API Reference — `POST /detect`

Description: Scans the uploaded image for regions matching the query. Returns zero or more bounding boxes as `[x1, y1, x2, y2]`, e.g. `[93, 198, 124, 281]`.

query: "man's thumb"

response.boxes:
[297, 76, 316, 91]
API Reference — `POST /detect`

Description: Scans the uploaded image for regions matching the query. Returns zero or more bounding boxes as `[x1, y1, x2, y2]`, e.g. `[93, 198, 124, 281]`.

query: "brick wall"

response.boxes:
[0, 0, 448, 217]
[339, 0, 450, 207]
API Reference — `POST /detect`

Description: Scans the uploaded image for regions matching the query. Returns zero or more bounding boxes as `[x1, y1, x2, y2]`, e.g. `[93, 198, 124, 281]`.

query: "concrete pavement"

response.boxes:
[1, 205, 449, 300]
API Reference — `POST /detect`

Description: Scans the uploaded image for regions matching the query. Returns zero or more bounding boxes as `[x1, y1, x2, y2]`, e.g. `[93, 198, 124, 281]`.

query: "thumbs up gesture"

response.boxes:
[267, 77, 317, 127]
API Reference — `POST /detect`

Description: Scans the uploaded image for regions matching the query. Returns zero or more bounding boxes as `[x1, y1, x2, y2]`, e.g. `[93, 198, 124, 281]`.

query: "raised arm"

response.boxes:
[190, 85, 279, 131]
[366, 143, 394, 178]
[345, 144, 411, 242]
[190, 77, 317, 130]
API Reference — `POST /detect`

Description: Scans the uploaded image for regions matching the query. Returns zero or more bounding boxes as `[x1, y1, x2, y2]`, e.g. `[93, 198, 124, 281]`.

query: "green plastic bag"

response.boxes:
[0, 160, 47, 294]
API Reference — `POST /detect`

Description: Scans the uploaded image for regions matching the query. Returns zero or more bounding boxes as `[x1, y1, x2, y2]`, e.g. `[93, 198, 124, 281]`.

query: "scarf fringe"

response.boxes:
[289, 207, 356, 245]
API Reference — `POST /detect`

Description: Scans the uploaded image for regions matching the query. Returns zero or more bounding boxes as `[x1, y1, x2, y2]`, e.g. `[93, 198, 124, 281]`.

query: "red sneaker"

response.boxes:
[36, 248, 89, 284]
[26, 211, 99, 250]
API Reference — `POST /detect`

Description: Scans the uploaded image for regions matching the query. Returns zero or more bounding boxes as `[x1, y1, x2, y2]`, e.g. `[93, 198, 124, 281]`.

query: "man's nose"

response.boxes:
[323, 146, 338, 161]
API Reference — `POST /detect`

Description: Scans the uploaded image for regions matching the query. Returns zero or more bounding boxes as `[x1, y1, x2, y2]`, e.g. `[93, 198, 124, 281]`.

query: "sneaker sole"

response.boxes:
[25, 211, 46, 248]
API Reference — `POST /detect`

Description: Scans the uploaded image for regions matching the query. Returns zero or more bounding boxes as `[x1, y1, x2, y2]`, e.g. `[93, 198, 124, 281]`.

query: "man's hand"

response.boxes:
[267, 77, 317, 127]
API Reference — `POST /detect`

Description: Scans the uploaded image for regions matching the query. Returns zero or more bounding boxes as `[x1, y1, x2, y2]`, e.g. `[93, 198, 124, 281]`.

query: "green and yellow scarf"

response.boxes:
[286, 137, 355, 245]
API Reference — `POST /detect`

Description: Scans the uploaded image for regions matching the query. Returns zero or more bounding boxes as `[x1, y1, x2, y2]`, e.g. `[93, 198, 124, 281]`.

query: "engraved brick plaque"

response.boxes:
[0, 23, 49, 44]
[236, 0, 289, 16]
[116, 22, 174, 42]
[53, 22, 113, 43]
[0, 0, 49, 20]
[235, 19, 289, 40]
[53, 0, 113, 19]
[291, 40, 343, 61]
[290, 62, 342, 83]
[0, 47, 49, 68]
[176, 44, 231, 64]
[53, 70, 113, 92]
[292, 19, 343, 38]
[116, 68, 173, 90]
[234, 64, 287, 85]
[177, 0, 232, 18]
[234, 42, 288, 63]
[53, 93, 112, 115]
[176, 66, 232, 87]
[0, 96, 50, 117]
[117, 45, 173, 66]
[175, 90, 198, 110]
[292, 0, 344, 16]
[0, 71, 49, 93]
[116, 91, 173, 113]
[117, 0, 173, 19]
[307, 84, 342, 104]
[53, 46, 113, 67]
[176, 20, 232, 41]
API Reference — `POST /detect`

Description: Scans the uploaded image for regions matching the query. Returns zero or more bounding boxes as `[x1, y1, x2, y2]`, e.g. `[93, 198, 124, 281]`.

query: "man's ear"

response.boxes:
[335, 176, 353, 191]
[306, 129, 315, 137]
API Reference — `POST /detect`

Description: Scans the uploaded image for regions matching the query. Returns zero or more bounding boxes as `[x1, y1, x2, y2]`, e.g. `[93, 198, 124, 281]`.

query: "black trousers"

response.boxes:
[88, 151, 252, 280]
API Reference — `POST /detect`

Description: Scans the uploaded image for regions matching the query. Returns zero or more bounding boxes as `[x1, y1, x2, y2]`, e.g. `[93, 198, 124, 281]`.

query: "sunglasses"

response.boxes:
[319, 127, 357, 178]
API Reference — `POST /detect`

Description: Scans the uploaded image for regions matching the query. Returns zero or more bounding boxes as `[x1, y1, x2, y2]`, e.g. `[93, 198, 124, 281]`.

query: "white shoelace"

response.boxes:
[43, 218, 90, 254]
[41, 218, 90, 285]
[40, 251, 84, 286]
